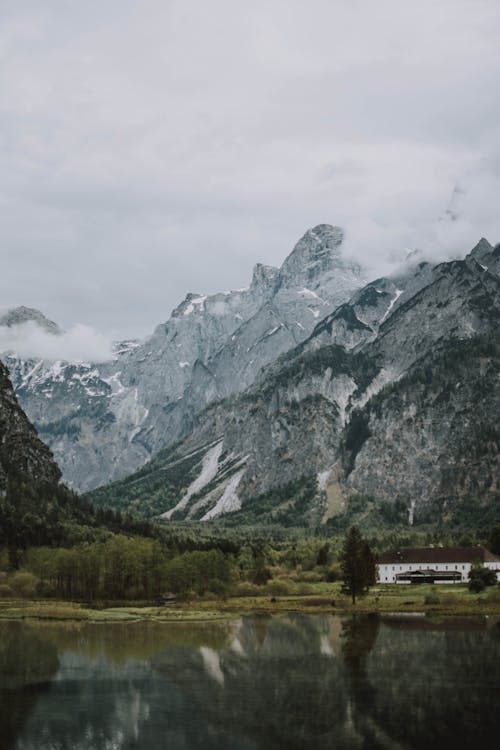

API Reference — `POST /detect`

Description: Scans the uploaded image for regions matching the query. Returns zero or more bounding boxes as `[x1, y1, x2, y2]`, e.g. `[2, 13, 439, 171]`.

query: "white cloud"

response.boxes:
[0, 322, 114, 362]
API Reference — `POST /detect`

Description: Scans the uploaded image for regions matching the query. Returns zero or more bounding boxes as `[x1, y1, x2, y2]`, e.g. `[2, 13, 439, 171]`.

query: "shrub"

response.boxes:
[0, 584, 13, 597]
[296, 583, 314, 596]
[326, 566, 339, 583]
[424, 592, 440, 605]
[265, 580, 293, 597]
[10, 571, 38, 597]
[469, 577, 486, 594]
[208, 578, 230, 598]
[468, 564, 497, 591]
[296, 570, 323, 583]
[233, 582, 262, 598]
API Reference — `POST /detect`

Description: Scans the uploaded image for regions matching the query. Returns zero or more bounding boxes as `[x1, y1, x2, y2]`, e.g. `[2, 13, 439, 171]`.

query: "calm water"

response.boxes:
[1, 613, 499, 750]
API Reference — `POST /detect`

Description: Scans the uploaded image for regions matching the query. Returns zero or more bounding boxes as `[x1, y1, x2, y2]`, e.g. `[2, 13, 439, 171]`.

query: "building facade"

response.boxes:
[377, 546, 500, 584]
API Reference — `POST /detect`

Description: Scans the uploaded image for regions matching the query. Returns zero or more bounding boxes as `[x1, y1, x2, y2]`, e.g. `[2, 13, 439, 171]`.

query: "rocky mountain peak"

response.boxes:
[467, 237, 493, 265]
[3, 222, 368, 492]
[0, 306, 62, 335]
[170, 293, 206, 319]
[250, 263, 280, 297]
[279, 224, 346, 288]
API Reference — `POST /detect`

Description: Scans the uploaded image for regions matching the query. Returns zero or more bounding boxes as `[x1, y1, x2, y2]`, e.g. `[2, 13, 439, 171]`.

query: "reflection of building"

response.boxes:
[377, 547, 500, 584]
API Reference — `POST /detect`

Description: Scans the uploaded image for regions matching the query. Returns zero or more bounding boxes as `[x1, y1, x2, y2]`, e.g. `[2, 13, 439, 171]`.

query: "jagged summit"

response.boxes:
[3, 222, 366, 491]
[467, 237, 493, 264]
[279, 224, 347, 288]
[0, 306, 62, 335]
[250, 263, 280, 295]
[89, 234, 500, 526]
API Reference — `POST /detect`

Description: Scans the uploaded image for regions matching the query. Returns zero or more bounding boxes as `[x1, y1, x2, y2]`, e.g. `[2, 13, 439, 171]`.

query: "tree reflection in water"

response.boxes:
[0, 622, 59, 750]
[1, 614, 499, 750]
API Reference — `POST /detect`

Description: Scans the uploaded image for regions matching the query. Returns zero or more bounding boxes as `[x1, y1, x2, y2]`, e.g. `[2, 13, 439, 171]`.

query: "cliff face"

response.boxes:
[88, 239, 500, 527]
[4, 230, 500, 529]
[0, 360, 61, 492]
[2, 225, 366, 491]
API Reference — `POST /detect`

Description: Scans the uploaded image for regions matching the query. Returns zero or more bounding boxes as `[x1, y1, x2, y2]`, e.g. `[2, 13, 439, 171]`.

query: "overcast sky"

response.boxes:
[2, 0, 500, 343]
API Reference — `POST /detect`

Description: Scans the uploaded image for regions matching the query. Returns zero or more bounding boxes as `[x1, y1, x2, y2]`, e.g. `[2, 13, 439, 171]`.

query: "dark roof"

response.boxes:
[378, 546, 500, 565]
[395, 569, 462, 579]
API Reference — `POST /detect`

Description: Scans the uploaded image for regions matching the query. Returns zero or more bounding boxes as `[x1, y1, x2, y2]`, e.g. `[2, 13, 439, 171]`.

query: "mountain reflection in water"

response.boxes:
[0, 614, 499, 749]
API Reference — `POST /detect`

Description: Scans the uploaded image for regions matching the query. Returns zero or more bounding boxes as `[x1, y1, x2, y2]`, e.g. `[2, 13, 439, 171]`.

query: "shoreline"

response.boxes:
[1, 587, 500, 623]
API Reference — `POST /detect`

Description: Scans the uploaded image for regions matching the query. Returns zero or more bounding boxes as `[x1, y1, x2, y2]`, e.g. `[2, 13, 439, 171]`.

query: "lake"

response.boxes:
[1, 613, 499, 749]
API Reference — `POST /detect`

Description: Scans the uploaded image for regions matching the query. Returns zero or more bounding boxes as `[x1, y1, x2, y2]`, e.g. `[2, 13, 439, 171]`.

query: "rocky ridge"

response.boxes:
[1, 225, 366, 491]
[88, 238, 500, 527]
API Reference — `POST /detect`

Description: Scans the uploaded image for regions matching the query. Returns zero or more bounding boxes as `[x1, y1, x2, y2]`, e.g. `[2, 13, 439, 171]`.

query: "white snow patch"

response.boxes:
[179, 361, 190, 368]
[199, 647, 224, 685]
[113, 339, 141, 356]
[21, 359, 43, 388]
[295, 321, 304, 330]
[183, 295, 207, 316]
[230, 637, 246, 656]
[49, 360, 65, 380]
[320, 635, 334, 656]
[479, 263, 488, 271]
[380, 289, 403, 324]
[317, 469, 331, 490]
[235, 313, 243, 320]
[202, 468, 245, 521]
[263, 325, 281, 338]
[161, 440, 224, 519]
[298, 288, 320, 299]
[102, 371, 126, 396]
[307, 307, 320, 319]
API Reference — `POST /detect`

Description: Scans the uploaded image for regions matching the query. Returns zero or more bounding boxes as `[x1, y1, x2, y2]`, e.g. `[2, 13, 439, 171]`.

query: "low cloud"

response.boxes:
[0, 1, 499, 336]
[0, 322, 114, 362]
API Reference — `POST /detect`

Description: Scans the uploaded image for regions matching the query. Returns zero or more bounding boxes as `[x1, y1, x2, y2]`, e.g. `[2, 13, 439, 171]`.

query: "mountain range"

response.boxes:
[1, 225, 364, 492]
[2, 225, 500, 529]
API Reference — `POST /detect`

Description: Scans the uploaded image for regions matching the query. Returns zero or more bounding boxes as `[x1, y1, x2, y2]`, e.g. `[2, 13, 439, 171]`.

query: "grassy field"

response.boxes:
[1, 582, 500, 622]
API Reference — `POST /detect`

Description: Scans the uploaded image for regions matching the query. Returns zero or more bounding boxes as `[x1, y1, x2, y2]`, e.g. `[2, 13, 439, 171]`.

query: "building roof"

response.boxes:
[377, 546, 500, 565]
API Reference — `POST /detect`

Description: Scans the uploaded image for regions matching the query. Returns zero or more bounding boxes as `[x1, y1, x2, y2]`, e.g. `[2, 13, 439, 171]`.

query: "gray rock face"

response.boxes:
[1, 225, 366, 491]
[91, 238, 500, 525]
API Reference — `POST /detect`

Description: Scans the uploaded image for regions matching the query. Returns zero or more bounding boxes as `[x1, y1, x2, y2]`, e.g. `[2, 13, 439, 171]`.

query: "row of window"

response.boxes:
[385, 564, 467, 571]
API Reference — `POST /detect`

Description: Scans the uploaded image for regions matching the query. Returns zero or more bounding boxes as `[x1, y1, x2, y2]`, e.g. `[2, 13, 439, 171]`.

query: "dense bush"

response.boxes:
[10, 571, 38, 597]
[264, 580, 293, 596]
[468, 564, 497, 593]
[233, 582, 262, 597]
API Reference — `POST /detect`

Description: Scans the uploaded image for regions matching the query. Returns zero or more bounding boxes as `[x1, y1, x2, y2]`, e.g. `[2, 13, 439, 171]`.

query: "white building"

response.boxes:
[377, 546, 500, 584]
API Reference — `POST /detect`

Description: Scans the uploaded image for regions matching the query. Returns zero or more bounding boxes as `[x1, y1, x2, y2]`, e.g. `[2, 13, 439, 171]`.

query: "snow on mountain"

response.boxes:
[1, 224, 367, 491]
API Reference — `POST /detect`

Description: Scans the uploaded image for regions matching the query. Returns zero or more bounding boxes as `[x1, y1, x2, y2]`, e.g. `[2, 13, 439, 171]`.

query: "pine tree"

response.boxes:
[339, 526, 376, 604]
